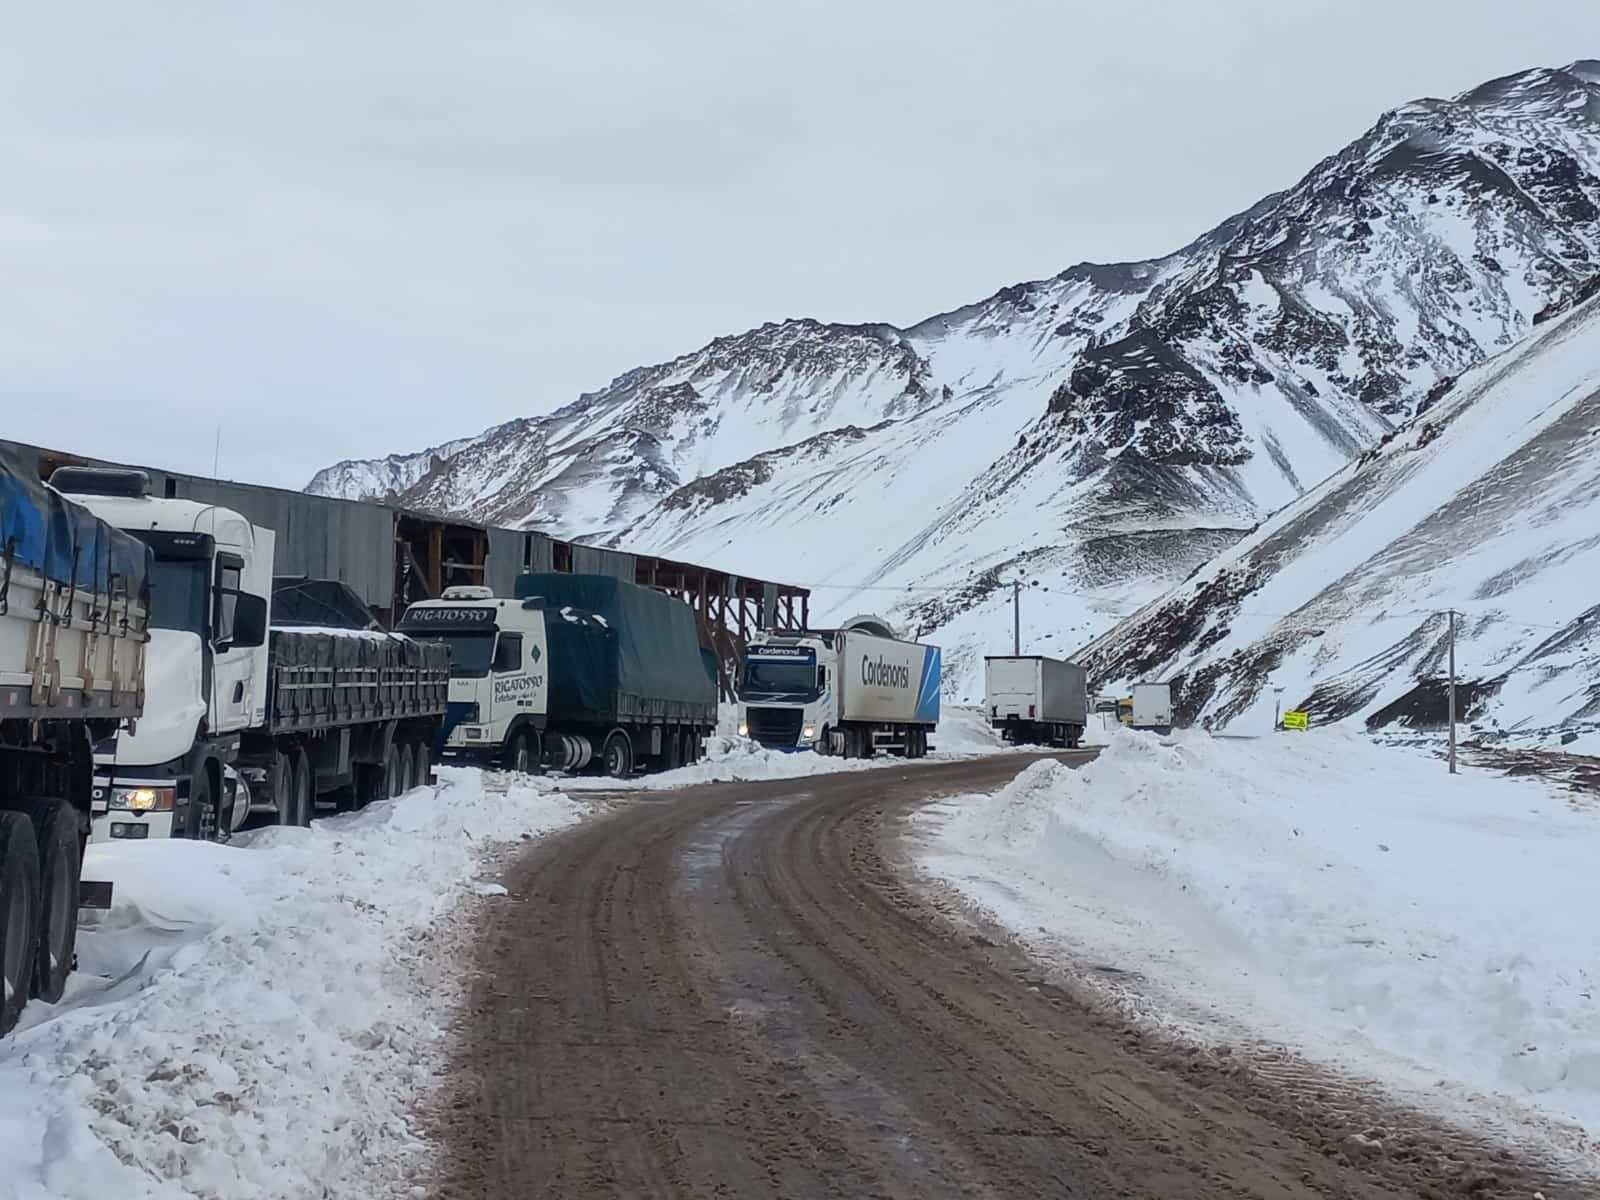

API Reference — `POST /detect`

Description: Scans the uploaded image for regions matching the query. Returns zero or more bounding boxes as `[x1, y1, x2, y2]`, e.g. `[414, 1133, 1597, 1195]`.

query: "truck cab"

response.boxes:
[737, 637, 833, 751]
[51, 468, 271, 841]
[398, 587, 550, 771]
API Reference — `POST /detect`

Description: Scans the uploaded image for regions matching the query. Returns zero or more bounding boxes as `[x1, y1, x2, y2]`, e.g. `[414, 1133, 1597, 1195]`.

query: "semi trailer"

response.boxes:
[1118, 682, 1174, 734]
[50, 466, 448, 843]
[737, 616, 940, 758]
[1, 451, 149, 1034]
[399, 573, 718, 777]
[984, 655, 1087, 748]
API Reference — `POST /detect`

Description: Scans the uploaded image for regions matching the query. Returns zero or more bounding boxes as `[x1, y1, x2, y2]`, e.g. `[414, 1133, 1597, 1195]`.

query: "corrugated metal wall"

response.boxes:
[176, 479, 397, 608]
[572, 543, 636, 581]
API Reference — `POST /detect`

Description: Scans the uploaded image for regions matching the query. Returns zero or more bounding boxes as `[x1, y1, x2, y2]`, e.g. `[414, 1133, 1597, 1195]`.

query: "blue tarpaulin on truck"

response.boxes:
[0, 444, 151, 601]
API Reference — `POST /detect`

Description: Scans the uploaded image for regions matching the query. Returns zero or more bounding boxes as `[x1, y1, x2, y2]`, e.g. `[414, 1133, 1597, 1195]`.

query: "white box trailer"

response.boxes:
[1132, 682, 1173, 731]
[985, 656, 1087, 748]
[837, 630, 939, 725]
[1116, 682, 1174, 733]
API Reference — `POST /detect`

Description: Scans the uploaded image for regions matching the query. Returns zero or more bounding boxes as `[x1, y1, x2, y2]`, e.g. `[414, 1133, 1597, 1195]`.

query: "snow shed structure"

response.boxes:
[2, 438, 807, 699]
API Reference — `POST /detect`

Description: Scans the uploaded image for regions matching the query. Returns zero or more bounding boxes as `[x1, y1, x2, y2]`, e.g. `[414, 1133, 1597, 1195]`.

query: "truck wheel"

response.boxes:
[413, 740, 432, 787]
[13, 797, 80, 1004]
[385, 743, 403, 799]
[272, 751, 295, 825]
[356, 763, 387, 810]
[182, 768, 222, 841]
[505, 730, 535, 775]
[290, 750, 313, 827]
[397, 742, 417, 795]
[602, 730, 633, 778]
[0, 811, 41, 1036]
[685, 729, 703, 765]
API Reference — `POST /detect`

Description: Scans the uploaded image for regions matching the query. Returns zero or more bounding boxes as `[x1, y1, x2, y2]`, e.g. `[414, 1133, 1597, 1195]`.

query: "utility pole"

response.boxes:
[1448, 608, 1458, 775]
[1013, 580, 1021, 656]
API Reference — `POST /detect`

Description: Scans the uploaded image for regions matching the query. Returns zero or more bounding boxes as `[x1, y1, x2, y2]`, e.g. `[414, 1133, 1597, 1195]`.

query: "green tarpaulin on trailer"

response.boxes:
[513, 573, 716, 724]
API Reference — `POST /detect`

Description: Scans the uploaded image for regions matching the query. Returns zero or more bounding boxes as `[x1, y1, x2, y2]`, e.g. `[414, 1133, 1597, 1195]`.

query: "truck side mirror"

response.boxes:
[229, 592, 268, 649]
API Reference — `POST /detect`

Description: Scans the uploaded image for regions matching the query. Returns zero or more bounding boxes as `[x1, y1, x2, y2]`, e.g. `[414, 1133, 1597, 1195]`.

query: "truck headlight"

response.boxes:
[737, 721, 749, 737]
[113, 786, 174, 812]
[802, 725, 816, 740]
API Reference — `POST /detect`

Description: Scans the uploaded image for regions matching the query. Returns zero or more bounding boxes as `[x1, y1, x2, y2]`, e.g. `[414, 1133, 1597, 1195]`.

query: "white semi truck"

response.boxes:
[984, 655, 1088, 748]
[398, 574, 718, 777]
[1, 451, 148, 1034]
[736, 616, 940, 758]
[50, 466, 448, 843]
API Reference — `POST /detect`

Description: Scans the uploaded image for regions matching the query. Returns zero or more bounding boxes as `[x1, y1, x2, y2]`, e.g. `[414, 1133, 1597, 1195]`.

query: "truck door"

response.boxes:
[210, 553, 262, 733]
[491, 632, 531, 736]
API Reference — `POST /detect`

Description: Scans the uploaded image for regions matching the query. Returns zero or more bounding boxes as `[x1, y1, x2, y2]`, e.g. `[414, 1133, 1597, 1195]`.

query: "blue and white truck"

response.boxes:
[737, 616, 939, 758]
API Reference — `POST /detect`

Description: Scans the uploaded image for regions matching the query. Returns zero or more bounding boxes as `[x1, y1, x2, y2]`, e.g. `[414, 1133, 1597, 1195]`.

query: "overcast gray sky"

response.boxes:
[3, 1, 1596, 488]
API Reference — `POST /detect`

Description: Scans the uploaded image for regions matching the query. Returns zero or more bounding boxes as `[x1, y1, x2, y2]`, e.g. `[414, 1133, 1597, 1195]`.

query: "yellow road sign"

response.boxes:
[1282, 709, 1309, 730]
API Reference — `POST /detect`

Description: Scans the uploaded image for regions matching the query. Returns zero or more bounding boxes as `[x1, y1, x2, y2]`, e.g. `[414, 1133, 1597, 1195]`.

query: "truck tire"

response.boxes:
[685, 729, 703, 765]
[356, 763, 387, 810]
[601, 729, 633, 779]
[181, 767, 222, 841]
[505, 729, 538, 775]
[385, 742, 403, 799]
[413, 740, 432, 788]
[13, 797, 80, 1004]
[397, 742, 416, 795]
[0, 811, 41, 1036]
[271, 750, 295, 825]
[289, 750, 313, 827]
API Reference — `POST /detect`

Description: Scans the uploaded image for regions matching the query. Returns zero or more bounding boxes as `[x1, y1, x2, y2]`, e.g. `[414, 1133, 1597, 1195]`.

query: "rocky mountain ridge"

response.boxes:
[309, 61, 1600, 698]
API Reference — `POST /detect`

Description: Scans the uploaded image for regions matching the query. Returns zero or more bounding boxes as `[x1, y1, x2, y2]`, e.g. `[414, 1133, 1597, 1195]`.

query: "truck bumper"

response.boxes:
[92, 809, 177, 843]
[90, 775, 181, 843]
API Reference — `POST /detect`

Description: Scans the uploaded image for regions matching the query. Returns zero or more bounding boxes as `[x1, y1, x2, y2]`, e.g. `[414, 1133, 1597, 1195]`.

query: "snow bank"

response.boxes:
[916, 729, 1600, 1137]
[566, 704, 1012, 790]
[0, 769, 585, 1200]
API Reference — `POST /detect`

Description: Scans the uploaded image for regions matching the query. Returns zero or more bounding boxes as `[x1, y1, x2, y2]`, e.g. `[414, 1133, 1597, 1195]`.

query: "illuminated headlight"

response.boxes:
[802, 725, 816, 740]
[737, 721, 749, 737]
[112, 786, 175, 812]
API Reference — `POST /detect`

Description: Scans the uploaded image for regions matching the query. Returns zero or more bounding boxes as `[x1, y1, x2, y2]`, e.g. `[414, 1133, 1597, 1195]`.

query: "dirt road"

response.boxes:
[435, 753, 1575, 1198]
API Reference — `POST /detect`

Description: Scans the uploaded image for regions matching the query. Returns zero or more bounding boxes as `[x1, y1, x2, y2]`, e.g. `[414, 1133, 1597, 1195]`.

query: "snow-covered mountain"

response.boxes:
[310, 62, 1600, 699]
[1080, 280, 1600, 743]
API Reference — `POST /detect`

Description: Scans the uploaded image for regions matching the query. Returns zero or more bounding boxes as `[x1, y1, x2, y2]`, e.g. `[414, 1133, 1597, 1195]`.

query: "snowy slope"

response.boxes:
[311, 63, 1600, 699]
[1081, 283, 1600, 741]
[915, 730, 1600, 1154]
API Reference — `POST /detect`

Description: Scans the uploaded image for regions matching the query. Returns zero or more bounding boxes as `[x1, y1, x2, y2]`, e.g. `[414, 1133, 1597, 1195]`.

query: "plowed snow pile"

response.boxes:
[565, 704, 1009, 790]
[0, 769, 585, 1200]
[915, 730, 1600, 1142]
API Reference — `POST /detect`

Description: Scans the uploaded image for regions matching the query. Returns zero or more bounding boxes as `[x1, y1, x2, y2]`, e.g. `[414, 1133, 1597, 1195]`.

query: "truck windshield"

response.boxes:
[741, 659, 818, 698]
[410, 632, 496, 679]
[146, 557, 209, 635]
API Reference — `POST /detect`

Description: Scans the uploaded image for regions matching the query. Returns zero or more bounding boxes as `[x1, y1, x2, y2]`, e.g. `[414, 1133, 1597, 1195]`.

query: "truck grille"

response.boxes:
[746, 706, 803, 749]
